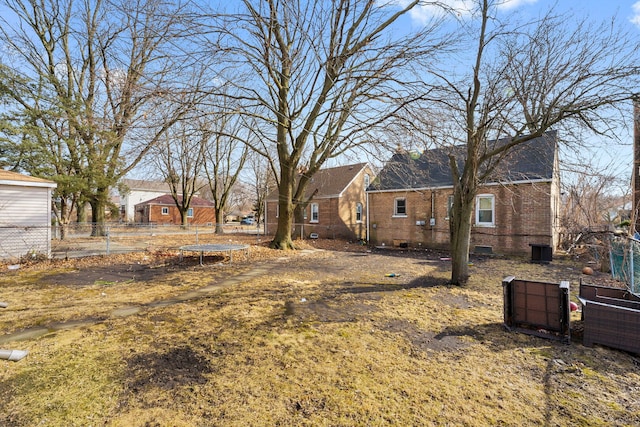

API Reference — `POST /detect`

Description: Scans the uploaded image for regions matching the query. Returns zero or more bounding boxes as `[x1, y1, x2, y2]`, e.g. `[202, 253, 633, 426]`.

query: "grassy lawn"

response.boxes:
[0, 238, 639, 426]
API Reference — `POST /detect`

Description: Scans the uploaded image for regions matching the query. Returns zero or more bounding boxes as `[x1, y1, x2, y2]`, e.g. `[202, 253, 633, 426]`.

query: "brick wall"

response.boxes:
[264, 166, 372, 240]
[142, 205, 215, 225]
[368, 181, 555, 255]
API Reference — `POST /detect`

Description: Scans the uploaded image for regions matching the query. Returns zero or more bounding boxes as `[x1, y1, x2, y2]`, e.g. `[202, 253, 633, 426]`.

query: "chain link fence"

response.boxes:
[49, 222, 266, 259]
[0, 226, 52, 261]
[609, 236, 640, 295]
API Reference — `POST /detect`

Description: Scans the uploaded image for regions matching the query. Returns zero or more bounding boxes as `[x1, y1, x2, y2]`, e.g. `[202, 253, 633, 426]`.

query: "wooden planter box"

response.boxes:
[503, 276, 570, 343]
[579, 283, 640, 354]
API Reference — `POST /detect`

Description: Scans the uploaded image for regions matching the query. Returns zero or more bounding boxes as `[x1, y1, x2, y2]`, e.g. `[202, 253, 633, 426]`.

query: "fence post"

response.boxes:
[105, 225, 110, 255]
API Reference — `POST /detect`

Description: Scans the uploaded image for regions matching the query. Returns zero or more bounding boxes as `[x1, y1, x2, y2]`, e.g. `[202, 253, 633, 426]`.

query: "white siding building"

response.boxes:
[0, 170, 57, 260]
[118, 179, 174, 223]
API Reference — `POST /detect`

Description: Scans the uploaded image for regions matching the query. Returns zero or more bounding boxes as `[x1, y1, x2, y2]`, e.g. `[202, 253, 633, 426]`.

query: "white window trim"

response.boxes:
[310, 203, 319, 223]
[393, 197, 407, 217]
[356, 202, 363, 223]
[187, 208, 194, 218]
[475, 194, 495, 227]
[161, 207, 169, 215]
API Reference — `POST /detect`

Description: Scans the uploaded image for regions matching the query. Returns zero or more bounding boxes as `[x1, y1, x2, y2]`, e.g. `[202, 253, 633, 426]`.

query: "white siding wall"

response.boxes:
[0, 184, 53, 259]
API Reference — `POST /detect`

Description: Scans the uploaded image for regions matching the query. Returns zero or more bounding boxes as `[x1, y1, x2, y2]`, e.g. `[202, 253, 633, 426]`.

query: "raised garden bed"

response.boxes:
[579, 282, 640, 354]
[502, 276, 570, 343]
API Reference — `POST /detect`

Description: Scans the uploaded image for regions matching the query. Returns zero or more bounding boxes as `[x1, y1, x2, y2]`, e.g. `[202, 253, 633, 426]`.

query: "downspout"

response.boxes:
[366, 191, 370, 243]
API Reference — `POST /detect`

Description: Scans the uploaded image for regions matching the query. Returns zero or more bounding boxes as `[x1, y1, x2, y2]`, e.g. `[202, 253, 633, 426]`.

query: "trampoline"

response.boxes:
[179, 243, 249, 265]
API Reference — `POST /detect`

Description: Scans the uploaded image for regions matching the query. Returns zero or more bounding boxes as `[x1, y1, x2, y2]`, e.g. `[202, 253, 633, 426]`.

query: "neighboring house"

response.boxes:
[265, 163, 375, 240]
[367, 132, 561, 256]
[118, 179, 179, 222]
[134, 194, 216, 225]
[0, 170, 57, 259]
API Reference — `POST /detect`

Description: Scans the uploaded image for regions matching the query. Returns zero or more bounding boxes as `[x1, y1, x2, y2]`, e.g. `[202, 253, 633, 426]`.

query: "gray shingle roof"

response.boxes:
[267, 163, 369, 200]
[369, 131, 557, 191]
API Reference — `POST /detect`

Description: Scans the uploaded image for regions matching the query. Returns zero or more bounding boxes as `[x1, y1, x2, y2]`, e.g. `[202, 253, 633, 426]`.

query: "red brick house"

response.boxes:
[265, 163, 375, 240]
[134, 194, 216, 225]
[367, 132, 561, 256]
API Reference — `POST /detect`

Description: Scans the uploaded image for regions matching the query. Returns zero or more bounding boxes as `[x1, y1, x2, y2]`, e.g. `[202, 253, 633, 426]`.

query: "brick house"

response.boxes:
[265, 163, 375, 240]
[134, 194, 216, 225]
[367, 132, 561, 256]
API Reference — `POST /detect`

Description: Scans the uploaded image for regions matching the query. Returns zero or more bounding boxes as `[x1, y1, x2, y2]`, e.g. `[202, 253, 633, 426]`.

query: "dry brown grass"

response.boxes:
[0, 236, 639, 426]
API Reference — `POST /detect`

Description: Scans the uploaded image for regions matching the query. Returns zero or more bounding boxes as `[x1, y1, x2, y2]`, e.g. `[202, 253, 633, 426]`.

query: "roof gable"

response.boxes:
[267, 162, 370, 200]
[0, 170, 57, 188]
[370, 132, 557, 191]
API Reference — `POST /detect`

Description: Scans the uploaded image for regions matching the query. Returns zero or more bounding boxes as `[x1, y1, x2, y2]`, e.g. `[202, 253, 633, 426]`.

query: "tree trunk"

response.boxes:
[293, 203, 306, 240]
[180, 209, 188, 228]
[215, 209, 225, 234]
[77, 201, 88, 224]
[57, 199, 70, 240]
[449, 210, 472, 285]
[449, 183, 476, 285]
[90, 198, 107, 237]
[270, 172, 295, 249]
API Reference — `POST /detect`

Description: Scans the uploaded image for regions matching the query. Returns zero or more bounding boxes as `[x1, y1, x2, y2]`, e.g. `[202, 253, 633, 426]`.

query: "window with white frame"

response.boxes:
[446, 195, 454, 220]
[310, 203, 319, 222]
[356, 203, 363, 222]
[364, 174, 370, 189]
[187, 208, 194, 218]
[475, 194, 494, 226]
[161, 207, 169, 215]
[394, 198, 407, 216]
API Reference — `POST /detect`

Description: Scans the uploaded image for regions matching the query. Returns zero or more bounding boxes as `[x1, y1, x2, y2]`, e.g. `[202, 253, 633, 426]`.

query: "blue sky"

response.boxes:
[394, 0, 640, 187]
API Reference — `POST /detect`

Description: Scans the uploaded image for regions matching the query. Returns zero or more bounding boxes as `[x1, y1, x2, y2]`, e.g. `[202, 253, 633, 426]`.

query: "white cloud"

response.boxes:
[631, 1, 640, 27]
[398, 0, 539, 25]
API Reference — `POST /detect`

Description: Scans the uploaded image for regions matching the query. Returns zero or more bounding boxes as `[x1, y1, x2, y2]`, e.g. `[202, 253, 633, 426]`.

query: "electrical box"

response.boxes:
[430, 218, 436, 226]
[416, 220, 425, 226]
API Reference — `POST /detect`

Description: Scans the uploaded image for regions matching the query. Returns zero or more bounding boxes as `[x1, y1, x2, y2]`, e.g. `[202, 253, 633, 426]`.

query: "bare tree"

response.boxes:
[561, 161, 630, 240]
[0, 0, 206, 235]
[244, 150, 277, 227]
[214, 0, 445, 249]
[200, 108, 251, 234]
[151, 121, 207, 227]
[415, 0, 640, 285]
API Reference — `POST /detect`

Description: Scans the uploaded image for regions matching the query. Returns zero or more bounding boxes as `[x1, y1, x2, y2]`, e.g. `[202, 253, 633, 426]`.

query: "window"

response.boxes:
[364, 174, 370, 189]
[161, 207, 169, 215]
[394, 198, 407, 216]
[187, 208, 194, 218]
[275, 204, 279, 218]
[310, 203, 319, 222]
[356, 203, 363, 222]
[446, 195, 454, 220]
[475, 194, 494, 226]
